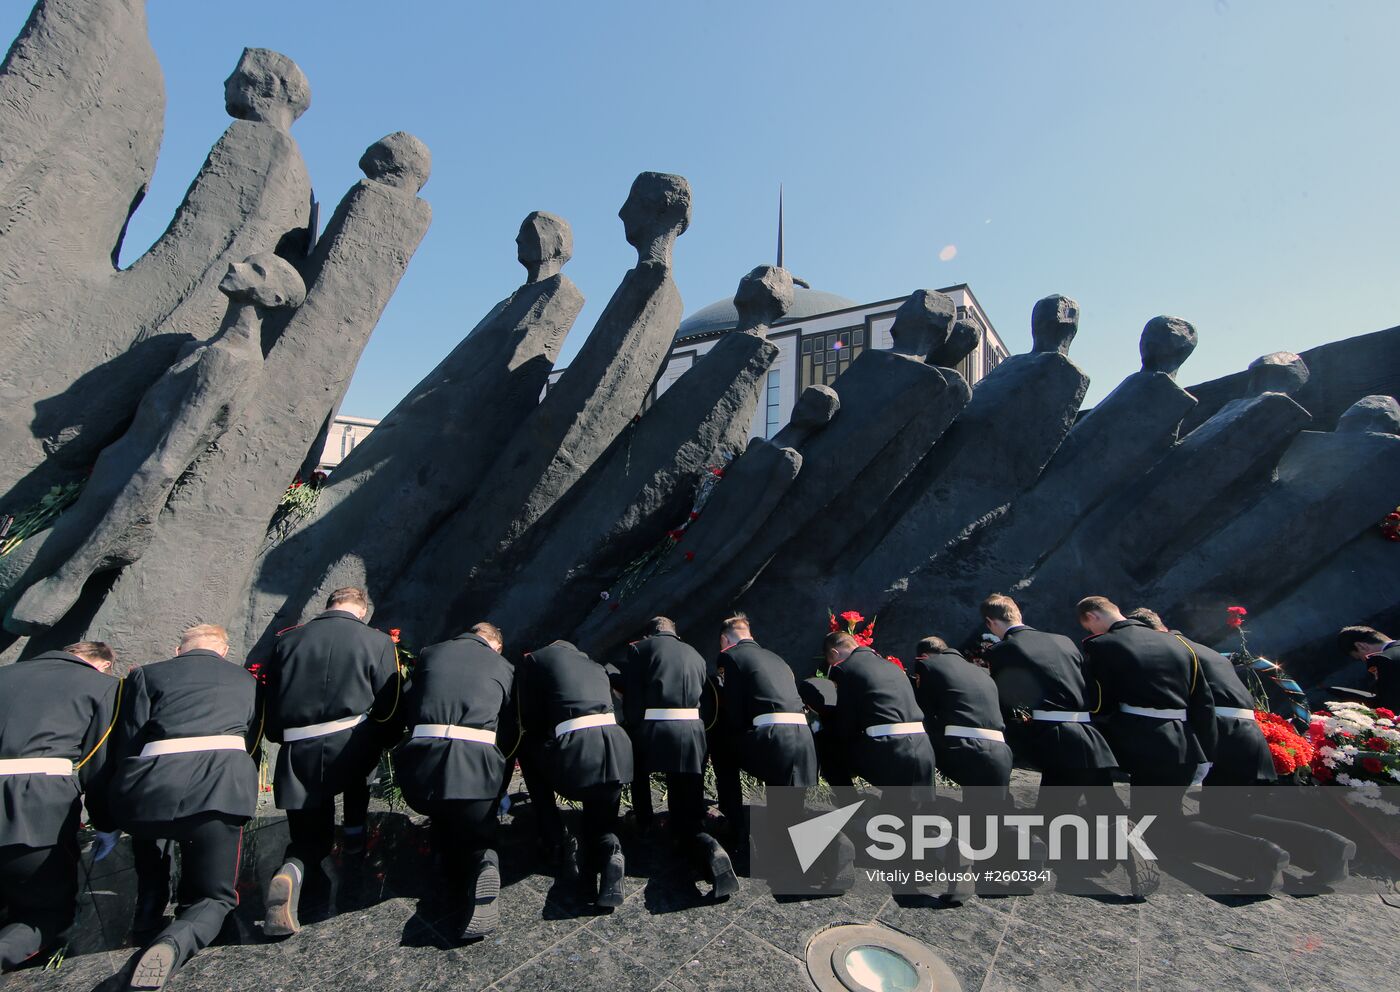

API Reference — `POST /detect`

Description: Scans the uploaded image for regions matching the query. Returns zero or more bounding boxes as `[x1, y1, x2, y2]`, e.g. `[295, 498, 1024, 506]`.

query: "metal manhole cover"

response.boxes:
[805, 923, 961, 992]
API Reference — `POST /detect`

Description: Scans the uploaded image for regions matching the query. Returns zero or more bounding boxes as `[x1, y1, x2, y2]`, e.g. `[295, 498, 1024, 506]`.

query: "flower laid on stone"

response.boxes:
[1382, 507, 1400, 542]
[1225, 605, 1248, 628]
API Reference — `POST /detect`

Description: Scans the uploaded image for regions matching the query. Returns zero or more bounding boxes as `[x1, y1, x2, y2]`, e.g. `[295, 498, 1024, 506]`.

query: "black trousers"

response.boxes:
[424, 799, 498, 891]
[0, 839, 78, 968]
[282, 780, 370, 870]
[127, 813, 244, 968]
[518, 743, 622, 865]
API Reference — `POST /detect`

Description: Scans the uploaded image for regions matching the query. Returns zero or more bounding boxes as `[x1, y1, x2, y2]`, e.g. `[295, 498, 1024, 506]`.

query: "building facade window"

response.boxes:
[764, 369, 781, 438]
[799, 326, 865, 388]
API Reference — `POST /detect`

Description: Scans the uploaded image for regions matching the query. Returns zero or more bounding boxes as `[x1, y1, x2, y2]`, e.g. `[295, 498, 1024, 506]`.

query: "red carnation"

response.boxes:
[1361, 756, 1384, 774]
[688, 511, 699, 521]
[389, 628, 401, 644]
[1227, 606, 1248, 616]
[854, 631, 875, 648]
[1312, 763, 1333, 784]
[828, 614, 840, 633]
[1364, 736, 1390, 752]
[710, 467, 725, 477]
[885, 655, 905, 671]
[840, 610, 864, 625]
[1268, 743, 1297, 775]
[1376, 707, 1397, 721]
[684, 551, 695, 562]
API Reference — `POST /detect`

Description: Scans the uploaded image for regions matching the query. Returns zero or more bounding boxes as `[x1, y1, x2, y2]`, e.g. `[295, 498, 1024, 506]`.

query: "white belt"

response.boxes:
[140, 735, 247, 758]
[283, 713, 367, 743]
[753, 712, 807, 728]
[944, 725, 1006, 743]
[1032, 710, 1091, 723]
[0, 757, 74, 776]
[1119, 704, 1187, 720]
[1216, 707, 1256, 721]
[866, 722, 927, 738]
[644, 708, 701, 721]
[555, 712, 616, 737]
[412, 724, 497, 745]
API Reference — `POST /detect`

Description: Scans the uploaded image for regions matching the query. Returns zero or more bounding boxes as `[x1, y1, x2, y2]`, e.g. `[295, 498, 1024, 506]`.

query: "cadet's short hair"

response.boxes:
[721, 613, 751, 639]
[1338, 625, 1389, 655]
[645, 616, 677, 636]
[915, 635, 948, 656]
[824, 631, 858, 653]
[979, 594, 1021, 625]
[1076, 595, 1119, 618]
[180, 624, 229, 652]
[327, 587, 370, 611]
[1125, 607, 1166, 631]
[471, 622, 503, 646]
[64, 641, 116, 666]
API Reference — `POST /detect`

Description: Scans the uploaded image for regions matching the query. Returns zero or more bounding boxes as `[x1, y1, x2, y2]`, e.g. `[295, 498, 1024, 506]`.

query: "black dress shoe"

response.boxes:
[596, 850, 625, 908]
[699, 833, 739, 899]
[460, 855, 501, 941]
[129, 939, 180, 990]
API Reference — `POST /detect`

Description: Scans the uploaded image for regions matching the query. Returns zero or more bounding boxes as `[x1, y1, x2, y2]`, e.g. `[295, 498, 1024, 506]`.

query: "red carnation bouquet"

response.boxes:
[1256, 709, 1314, 777]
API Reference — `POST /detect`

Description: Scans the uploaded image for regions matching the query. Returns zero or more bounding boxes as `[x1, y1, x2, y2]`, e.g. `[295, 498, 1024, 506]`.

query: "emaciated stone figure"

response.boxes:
[243, 211, 585, 656]
[0, 43, 313, 509]
[8, 254, 307, 634]
[381, 172, 692, 643]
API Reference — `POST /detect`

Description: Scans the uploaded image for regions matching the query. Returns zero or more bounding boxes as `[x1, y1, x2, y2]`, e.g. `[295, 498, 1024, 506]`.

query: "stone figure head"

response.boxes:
[1247, 352, 1309, 397]
[1031, 294, 1080, 355]
[517, 212, 573, 284]
[1337, 395, 1400, 436]
[619, 172, 692, 265]
[224, 48, 311, 130]
[789, 384, 840, 431]
[1138, 316, 1198, 377]
[359, 132, 432, 193]
[890, 290, 956, 361]
[219, 251, 307, 310]
[928, 317, 982, 369]
[733, 266, 795, 334]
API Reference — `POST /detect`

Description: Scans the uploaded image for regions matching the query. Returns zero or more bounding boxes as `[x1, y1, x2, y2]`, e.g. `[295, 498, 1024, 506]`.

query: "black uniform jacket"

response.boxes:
[1185, 635, 1274, 785]
[829, 647, 935, 786]
[623, 631, 709, 776]
[108, 650, 259, 824]
[911, 648, 1010, 752]
[716, 639, 818, 787]
[986, 626, 1117, 772]
[0, 651, 120, 847]
[521, 641, 633, 798]
[1370, 642, 1400, 713]
[396, 633, 516, 806]
[265, 610, 401, 809]
[1083, 618, 1217, 772]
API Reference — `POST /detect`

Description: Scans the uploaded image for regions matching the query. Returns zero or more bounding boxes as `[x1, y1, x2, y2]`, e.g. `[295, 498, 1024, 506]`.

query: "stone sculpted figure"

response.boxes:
[7, 254, 306, 634]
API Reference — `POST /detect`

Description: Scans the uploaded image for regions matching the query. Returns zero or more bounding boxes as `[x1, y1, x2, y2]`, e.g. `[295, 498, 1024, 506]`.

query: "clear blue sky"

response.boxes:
[6, 1, 1396, 415]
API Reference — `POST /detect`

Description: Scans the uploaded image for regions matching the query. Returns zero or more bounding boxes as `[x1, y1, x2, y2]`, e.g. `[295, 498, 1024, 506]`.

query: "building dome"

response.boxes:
[675, 285, 859, 341]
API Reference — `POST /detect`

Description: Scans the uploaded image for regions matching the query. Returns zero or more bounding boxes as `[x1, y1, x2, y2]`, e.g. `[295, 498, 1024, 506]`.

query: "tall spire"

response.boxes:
[776, 184, 784, 269]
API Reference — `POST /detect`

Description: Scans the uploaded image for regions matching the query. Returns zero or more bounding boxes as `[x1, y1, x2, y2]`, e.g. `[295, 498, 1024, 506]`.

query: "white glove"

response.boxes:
[92, 830, 121, 862]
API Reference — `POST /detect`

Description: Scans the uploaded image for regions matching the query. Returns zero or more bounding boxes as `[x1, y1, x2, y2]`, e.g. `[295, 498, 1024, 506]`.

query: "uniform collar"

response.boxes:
[31, 649, 100, 670]
[720, 637, 755, 653]
[1108, 618, 1146, 632]
[454, 632, 498, 653]
[1003, 624, 1032, 637]
[317, 609, 365, 623]
[175, 648, 228, 662]
[649, 630, 680, 641]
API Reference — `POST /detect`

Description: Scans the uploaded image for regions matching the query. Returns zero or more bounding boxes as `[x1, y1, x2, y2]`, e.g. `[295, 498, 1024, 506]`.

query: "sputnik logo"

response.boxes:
[787, 800, 864, 873]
